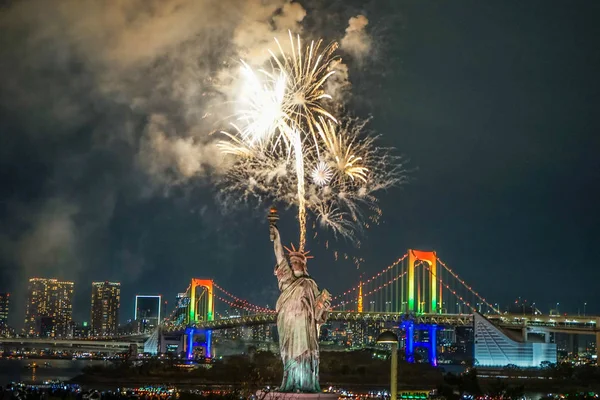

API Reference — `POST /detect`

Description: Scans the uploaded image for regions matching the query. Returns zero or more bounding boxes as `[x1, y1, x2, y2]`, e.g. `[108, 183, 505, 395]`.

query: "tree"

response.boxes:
[504, 384, 525, 399]
[553, 362, 574, 380]
[436, 384, 460, 400]
[459, 369, 482, 396]
[488, 379, 507, 398]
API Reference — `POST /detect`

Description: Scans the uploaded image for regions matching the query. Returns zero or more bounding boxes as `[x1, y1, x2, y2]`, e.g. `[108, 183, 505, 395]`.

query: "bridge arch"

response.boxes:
[408, 249, 439, 314]
[189, 279, 214, 323]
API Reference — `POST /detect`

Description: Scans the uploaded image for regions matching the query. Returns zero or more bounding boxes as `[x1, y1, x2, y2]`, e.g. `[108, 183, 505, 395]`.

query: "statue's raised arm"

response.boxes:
[270, 225, 286, 267]
[268, 207, 286, 267]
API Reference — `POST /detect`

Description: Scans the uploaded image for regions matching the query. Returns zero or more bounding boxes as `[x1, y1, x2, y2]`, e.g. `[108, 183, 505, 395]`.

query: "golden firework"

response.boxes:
[218, 33, 405, 246]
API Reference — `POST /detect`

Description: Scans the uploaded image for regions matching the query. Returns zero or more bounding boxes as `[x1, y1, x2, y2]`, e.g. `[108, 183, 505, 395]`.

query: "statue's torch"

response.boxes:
[268, 207, 279, 242]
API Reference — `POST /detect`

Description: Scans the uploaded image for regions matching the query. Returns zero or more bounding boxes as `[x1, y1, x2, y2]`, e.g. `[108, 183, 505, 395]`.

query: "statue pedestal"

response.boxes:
[257, 391, 339, 400]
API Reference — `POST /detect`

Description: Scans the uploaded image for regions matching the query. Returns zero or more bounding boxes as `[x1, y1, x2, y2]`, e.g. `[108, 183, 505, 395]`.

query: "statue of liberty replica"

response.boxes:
[268, 208, 331, 393]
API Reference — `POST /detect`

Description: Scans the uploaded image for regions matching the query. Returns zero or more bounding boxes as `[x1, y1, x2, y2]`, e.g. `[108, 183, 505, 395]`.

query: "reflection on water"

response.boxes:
[0, 360, 578, 400]
[0, 359, 106, 386]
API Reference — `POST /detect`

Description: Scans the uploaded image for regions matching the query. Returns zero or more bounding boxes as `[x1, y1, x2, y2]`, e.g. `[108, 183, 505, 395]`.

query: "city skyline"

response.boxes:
[0, 1, 598, 328]
[3, 273, 598, 334]
[1, 275, 178, 335]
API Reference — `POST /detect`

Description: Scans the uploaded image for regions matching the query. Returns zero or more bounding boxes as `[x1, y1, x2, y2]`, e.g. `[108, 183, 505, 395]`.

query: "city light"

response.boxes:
[7, 248, 599, 373]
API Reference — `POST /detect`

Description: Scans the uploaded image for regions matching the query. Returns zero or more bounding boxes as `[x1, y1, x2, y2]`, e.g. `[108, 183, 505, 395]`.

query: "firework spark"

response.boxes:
[311, 161, 334, 186]
[218, 33, 405, 247]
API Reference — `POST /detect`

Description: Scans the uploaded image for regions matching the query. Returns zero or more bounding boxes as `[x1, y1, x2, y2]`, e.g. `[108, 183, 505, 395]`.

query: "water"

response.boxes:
[0, 359, 106, 386]
[0, 360, 570, 399]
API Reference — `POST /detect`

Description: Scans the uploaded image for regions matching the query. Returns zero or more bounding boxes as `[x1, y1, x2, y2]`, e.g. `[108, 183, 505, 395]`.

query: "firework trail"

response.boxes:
[218, 32, 405, 250]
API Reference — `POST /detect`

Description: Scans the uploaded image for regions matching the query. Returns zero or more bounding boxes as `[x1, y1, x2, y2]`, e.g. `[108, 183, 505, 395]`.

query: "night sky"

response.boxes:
[0, 0, 598, 327]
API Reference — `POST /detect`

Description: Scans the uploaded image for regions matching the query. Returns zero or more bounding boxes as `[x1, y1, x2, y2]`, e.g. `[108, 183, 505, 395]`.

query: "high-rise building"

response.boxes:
[90, 282, 120, 336]
[0, 293, 9, 336]
[171, 293, 190, 325]
[0, 293, 9, 325]
[134, 295, 161, 333]
[24, 278, 74, 338]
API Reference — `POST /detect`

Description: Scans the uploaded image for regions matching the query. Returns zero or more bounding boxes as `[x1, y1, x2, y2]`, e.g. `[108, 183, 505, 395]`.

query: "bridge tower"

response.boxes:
[189, 279, 214, 323]
[185, 279, 214, 360]
[407, 249, 440, 314]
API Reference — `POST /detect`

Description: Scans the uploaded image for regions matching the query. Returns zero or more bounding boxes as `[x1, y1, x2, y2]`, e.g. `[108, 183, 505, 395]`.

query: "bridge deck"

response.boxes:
[165, 312, 473, 331]
[0, 338, 142, 348]
[164, 312, 599, 334]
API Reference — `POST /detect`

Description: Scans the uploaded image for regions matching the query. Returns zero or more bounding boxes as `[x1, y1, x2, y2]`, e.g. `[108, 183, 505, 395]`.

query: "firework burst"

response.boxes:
[311, 161, 334, 186]
[217, 33, 405, 247]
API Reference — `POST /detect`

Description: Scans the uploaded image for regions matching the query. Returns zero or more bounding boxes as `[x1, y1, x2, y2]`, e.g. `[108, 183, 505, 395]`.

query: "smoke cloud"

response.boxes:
[341, 15, 372, 61]
[325, 59, 352, 107]
[137, 115, 226, 185]
[16, 199, 81, 280]
[0, 0, 374, 325]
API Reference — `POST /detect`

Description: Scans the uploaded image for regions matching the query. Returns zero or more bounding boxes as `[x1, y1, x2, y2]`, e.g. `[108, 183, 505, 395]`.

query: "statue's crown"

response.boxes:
[284, 243, 313, 265]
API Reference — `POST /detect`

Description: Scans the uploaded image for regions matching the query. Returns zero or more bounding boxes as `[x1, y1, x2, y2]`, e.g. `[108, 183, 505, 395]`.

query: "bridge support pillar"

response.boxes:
[206, 330, 212, 358]
[185, 327, 212, 360]
[401, 320, 439, 367]
[521, 327, 528, 342]
[402, 320, 415, 363]
[185, 328, 194, 360]
[427, 324, 439, 367]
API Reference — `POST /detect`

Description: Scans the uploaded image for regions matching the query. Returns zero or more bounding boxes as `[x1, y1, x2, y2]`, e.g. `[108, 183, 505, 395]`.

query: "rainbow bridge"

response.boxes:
[150, 249, 600, 368]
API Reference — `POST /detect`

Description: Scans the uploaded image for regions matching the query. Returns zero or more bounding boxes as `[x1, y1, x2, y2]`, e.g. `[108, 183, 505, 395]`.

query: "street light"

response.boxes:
[377, 331, 399, 400]
[584, 302, 587, 316]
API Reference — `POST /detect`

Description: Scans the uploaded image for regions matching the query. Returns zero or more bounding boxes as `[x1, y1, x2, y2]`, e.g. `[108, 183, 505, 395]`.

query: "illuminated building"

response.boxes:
[24, 278, 74, 338]
[357, 281, 363, 313]
[0, 293, 9, 336]
[176, 293, 190, 309]
[171, 293, 190, 325]
[0, 293, 8, 326]
[39, 316, 54, 337]
[135, 295, 161, 333]
[73, 322, 91, 339]
[251, 324, 272, 342]
[91, 281, 121, 336]
[474, 313, 556, 367]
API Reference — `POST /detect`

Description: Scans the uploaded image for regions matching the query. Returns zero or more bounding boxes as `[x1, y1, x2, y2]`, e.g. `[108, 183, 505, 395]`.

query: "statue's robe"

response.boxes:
[274, 259, 325, 393]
